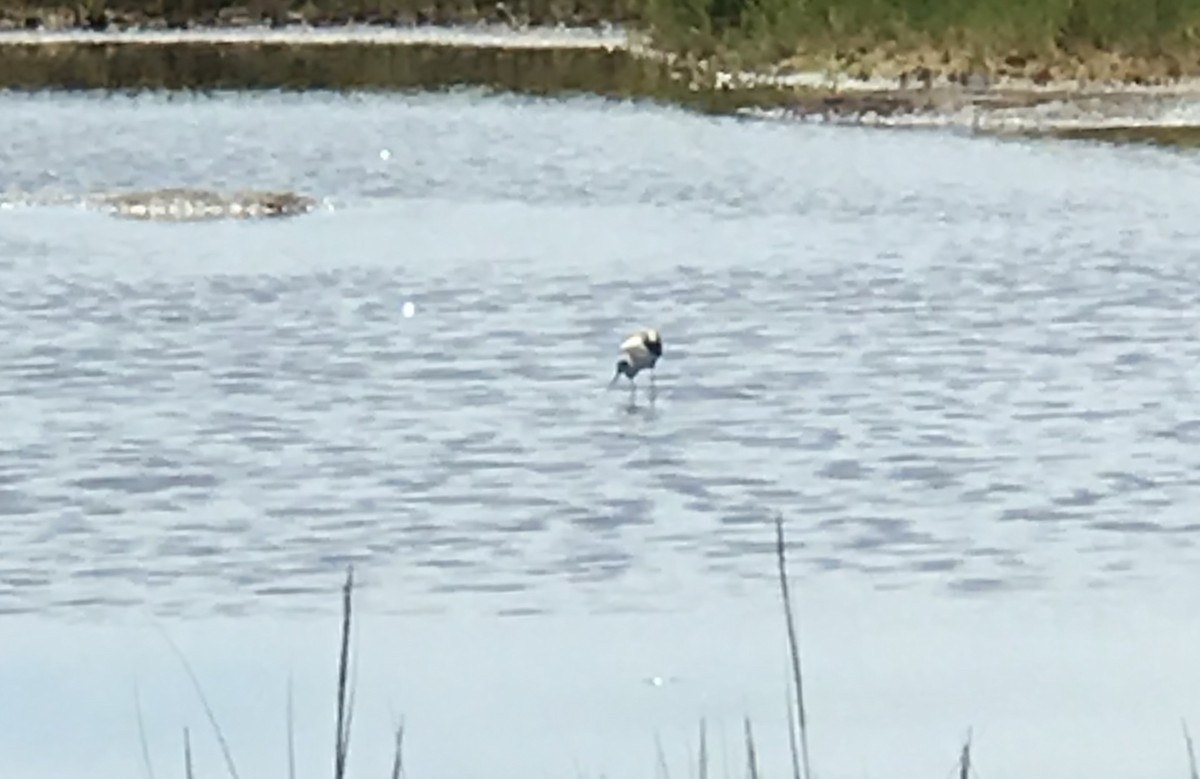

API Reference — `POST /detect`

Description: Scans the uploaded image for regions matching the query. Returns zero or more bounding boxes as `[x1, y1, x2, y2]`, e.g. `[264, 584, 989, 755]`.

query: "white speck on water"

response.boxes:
[402, 301, 415, 318]
[379, 149, 391, 161]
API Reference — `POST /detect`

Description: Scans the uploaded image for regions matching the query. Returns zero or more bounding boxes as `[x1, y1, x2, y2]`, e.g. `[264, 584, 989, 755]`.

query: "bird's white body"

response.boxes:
[618, 330, 662, 377]
[609, 328, 663, 402]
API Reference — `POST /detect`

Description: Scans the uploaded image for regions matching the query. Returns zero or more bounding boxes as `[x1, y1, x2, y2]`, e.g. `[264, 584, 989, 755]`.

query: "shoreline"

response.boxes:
[0, 21, 628, 47]
[1, 20, 1200, 147]
[0, 0, 637, 33]
[7, 1, 1200, 88]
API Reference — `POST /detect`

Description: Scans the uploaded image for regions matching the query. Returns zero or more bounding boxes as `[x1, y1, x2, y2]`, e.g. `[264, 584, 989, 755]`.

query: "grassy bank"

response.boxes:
[4, 0, 1200, 149]
[6, 0, 1200, 86]
[642, 0, 1200, 84]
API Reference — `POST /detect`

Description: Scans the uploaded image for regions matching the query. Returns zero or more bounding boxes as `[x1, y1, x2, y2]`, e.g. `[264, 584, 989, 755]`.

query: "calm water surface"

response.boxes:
[3, 89, 1200, 779]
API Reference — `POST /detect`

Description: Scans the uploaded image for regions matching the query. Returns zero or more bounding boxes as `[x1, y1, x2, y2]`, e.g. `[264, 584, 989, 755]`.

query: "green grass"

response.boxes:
[640, 0, 1200, 67]
[5, 0, 1200, 78]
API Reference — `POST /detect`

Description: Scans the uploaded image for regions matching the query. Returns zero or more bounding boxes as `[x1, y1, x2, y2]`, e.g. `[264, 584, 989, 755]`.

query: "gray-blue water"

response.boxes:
[3, 88, 1200, 779]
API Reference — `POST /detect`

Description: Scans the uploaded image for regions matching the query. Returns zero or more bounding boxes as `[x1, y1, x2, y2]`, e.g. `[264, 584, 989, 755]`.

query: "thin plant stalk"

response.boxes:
[388, 718, 406, 779]
[958, 729, 972, 779]
[774, 513, 811, 779]
[720, 720, 731, 779]
[134, 680, 156, 779]
[286, 674, 296, 779]
[333, 566, 354, 779]
[687, 730, 696, 779]
[153, 623, 242, 779]
[184, 727, 195, 779]
[342, 675, 358, 776]
[743, 717, 759, 779]
[655, 731, 671, 779]
[698, 718, 708, 779]
[784, 672, 801, 779]
[1184, 719, 1198, 779]
[342, 612, 363, 775]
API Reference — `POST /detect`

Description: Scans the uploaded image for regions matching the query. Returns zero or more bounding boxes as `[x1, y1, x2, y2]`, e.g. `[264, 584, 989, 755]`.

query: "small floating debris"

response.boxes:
[641, 674, 680, 688]
[93, 187, 318, 221]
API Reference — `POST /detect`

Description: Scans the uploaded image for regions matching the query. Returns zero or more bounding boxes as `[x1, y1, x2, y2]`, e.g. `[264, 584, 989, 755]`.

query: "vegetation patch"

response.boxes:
[5, 0, 1200, 147]
[1043, 123, 1200, 145]
[640, 0, 1200, 84]
[6, 0, 1200, 88]
[0, 0, 644, 32]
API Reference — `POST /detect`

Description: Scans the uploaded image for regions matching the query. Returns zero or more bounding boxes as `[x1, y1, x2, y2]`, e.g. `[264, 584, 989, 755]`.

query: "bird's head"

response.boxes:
[644, 329, 663, 357]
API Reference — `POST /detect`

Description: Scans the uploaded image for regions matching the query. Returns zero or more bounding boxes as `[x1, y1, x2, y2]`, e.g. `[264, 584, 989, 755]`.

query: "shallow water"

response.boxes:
[4, 89, 1200, 779]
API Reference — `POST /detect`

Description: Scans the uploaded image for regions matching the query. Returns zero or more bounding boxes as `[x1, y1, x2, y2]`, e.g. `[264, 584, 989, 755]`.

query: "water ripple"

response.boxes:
[2, 91, 1200, 617]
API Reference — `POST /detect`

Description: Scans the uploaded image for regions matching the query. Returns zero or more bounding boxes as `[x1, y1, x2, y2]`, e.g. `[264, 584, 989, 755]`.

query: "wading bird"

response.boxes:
[608, 328, 663, 403]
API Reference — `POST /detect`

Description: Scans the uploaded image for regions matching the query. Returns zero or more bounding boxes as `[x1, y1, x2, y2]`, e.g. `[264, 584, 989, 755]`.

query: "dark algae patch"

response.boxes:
[1045, 124, 1200, 147]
